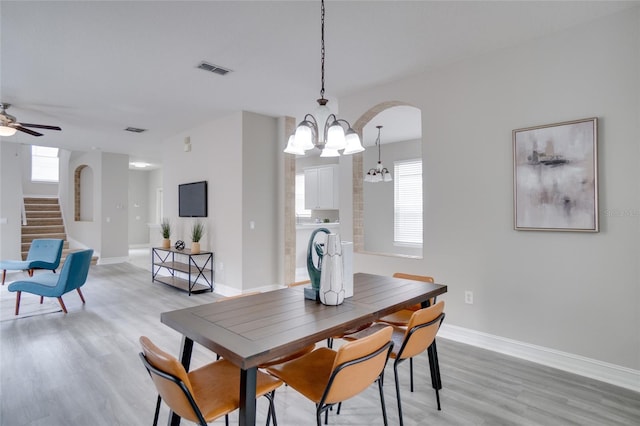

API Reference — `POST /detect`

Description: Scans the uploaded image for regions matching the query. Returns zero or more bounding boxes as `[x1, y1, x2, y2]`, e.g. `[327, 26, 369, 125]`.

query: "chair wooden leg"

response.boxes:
[14, 291, 21, 315]
[28, 269, 34, 277]
[77, 288, 86, 304]
[40, 296, 44, 304]
[57, 297, 68, 313]
[2, 269, 6, 285]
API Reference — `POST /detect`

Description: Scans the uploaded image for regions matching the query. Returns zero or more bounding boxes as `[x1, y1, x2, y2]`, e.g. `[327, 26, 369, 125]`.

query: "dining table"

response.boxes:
[160, 272, 448, 426]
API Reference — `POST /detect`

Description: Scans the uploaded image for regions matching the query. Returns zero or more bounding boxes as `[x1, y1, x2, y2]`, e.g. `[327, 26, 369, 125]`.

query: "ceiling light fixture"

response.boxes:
[130, 162, 150, 168]
[284, 0, 364, 157]
[0, 125, 17, 136]
[364, 126, 392, 183]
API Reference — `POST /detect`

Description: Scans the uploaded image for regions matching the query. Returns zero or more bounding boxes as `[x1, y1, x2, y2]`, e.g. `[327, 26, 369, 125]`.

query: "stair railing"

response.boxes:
[21, 199, 27, 226]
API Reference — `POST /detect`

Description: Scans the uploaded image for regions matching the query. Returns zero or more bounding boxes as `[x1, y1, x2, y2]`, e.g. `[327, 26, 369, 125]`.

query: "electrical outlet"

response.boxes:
[464, 291, 474, 305]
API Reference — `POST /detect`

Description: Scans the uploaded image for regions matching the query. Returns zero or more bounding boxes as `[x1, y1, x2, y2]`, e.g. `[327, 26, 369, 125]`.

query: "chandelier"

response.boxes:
[364, 125, 392, 183]
[284, 0, 364, 157]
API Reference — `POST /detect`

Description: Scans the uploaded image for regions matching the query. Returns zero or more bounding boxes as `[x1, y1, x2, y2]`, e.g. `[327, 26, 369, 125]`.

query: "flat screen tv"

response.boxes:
[179, 181, 208, 217]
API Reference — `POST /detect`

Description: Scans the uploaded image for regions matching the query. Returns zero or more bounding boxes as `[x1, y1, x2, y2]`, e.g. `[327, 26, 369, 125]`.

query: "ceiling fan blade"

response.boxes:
[18, 123, 62, 131]
[15, 126, 43, 137]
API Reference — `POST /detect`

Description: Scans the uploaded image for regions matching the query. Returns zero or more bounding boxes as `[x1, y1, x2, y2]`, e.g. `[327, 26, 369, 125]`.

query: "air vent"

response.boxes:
[197, 61, 232, 76]
[125, 127, 147, 133]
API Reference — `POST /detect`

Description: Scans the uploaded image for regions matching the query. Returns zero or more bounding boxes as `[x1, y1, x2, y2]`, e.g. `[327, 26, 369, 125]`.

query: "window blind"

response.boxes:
[31, 146, 59, 183]
[394, 159, 423, 244]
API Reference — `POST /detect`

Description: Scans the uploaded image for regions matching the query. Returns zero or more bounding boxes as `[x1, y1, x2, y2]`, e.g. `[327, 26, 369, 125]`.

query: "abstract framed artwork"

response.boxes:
[513, 117, 598, 232]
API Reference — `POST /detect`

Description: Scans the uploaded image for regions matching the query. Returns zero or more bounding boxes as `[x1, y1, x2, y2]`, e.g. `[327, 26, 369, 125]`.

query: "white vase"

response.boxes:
[319, 233, 345, 306]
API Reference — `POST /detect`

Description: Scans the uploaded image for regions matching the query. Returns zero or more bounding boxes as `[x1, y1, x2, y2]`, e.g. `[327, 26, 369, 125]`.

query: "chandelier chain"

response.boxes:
[320, 0, 325, 99]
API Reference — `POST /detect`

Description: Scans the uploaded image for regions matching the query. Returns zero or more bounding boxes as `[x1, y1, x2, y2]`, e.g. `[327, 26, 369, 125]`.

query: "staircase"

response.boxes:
[21, 197, 98, 265]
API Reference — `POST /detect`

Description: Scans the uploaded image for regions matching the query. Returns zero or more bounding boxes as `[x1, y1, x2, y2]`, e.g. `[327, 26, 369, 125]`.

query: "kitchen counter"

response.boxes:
[296, 222, 340, 228]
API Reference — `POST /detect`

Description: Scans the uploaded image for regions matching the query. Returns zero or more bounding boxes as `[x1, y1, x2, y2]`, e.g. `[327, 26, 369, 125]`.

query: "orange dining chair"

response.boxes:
[377, 273, 436, 327]
[328, 273, 435, 349]
[139, 336, 282, 426]
[266, 326, 394, 426]
[344, 301, 445, 426]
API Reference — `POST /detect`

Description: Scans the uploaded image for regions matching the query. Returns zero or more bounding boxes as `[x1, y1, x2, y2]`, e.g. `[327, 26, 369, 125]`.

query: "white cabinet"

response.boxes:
[305, 165, 339, 209]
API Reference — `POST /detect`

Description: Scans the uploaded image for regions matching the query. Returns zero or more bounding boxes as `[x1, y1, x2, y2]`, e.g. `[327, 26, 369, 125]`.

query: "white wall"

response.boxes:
[242, 111, 279, 290]
[340, 9, 640, 370]
[128, 170, 150, 245]
[148, 168, 162, 225]
[66, 150, 102, 255]
[179, 112, 242, 291]
[163, 111, 280, 293]
[0, 141, 23, 259]
[363, 138, 421, 256]
[99, 153, 129, 260]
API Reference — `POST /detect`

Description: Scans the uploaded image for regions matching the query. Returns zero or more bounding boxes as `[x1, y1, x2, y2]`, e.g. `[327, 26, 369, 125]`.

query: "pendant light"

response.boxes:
[364, 126, 392, 183]
[284, 0, 364, 157]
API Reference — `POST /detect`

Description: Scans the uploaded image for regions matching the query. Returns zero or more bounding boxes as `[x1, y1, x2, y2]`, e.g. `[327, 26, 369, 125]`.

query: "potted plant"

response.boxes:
[190, 220, 205, 254]
[160, 218, 171, 249]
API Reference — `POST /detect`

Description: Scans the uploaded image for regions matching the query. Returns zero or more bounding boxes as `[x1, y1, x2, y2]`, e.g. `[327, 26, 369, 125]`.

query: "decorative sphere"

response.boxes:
[175, 240, 185, 250]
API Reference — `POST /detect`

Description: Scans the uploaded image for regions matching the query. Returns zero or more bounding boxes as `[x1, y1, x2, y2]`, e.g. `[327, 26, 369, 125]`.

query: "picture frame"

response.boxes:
[513, 117, 598, 232]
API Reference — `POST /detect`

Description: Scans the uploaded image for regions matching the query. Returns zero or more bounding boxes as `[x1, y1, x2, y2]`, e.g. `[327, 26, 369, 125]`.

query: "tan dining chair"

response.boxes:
[266, 326, 394, 426]
[344, 301, 445, 426]
[377, 273, 436, 326]
[139, 336, 282, 426]
[328, 273, 435, 349]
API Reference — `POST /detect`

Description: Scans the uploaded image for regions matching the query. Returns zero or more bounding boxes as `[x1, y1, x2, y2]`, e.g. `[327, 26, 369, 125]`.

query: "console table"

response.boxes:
[151, 247, 214, 295]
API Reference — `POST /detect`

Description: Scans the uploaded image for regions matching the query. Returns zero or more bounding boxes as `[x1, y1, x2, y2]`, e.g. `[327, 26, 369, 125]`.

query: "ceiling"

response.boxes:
[1, 1, 636, 167]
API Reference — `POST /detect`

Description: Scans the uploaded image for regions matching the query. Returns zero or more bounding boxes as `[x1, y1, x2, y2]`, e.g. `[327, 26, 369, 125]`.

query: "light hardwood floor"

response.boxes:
[1, 262, 638, 426]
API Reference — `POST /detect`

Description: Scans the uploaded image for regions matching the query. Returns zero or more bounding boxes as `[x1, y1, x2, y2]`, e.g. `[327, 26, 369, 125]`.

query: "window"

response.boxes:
[31, 145, 59, 183]
[394, 159, 422, 245]
[295, 173, 311, 218]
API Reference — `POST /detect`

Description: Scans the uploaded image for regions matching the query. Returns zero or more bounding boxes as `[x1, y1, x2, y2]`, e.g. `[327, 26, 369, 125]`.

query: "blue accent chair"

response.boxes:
[0, 238, 64, 286]
[8, 249, 93, 315]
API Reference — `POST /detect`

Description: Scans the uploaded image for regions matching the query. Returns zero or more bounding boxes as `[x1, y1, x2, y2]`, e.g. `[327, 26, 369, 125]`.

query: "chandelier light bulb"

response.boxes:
[284, 134, 305, 155]
[294, 123, 315, 151]
[343, 129, 365, 154]
[0, 126, 17, 136]
[324, 120, 346, 150]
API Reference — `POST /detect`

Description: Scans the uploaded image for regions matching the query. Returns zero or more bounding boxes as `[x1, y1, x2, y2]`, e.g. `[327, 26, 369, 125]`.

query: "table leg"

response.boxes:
[168, 337, 194, 426]
[239, 367, 257, 426]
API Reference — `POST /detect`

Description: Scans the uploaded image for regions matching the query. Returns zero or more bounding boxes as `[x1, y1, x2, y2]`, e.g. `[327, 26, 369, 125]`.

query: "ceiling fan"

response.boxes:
[0, 103, 62, 137]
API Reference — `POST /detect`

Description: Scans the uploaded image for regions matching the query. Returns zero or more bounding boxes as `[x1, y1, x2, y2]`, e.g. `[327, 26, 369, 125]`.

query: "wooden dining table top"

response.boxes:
[161, 272, 448, 370]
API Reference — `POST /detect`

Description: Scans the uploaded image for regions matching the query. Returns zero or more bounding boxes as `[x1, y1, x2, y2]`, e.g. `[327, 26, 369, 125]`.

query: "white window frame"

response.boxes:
[31, 145, 59, 183]
[394, 159, 423, 246]
[295, 173, 312, 218]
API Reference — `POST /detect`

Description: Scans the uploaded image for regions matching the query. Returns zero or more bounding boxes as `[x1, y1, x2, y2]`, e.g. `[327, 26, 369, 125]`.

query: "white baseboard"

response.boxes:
[97, 256, 129, 265]
[129, 243, 150, 249]
[439, 324, 640, 393]
[213, 282, 284, 297]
